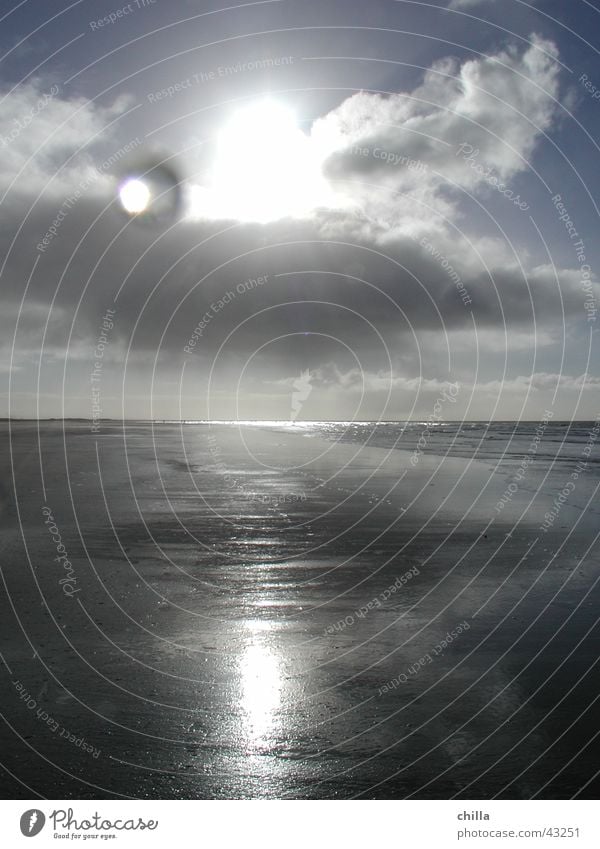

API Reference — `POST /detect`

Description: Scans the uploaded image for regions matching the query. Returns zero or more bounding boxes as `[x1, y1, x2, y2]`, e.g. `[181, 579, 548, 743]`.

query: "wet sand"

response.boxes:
[0, 422, 598, 799]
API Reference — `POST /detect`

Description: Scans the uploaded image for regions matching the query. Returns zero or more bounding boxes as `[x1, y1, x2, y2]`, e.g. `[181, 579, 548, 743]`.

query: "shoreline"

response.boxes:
[0, 422, 597, 799]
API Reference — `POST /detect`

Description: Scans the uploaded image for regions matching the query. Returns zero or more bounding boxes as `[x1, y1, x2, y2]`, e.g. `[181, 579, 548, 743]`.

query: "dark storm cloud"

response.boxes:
[1, 193, 588, 371]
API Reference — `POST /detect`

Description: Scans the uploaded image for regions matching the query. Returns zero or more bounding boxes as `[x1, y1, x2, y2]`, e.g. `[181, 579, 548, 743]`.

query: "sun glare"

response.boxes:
[240, 641, 281, 741]
[197, 99, 331, 222]
[119, 178, 151, 214]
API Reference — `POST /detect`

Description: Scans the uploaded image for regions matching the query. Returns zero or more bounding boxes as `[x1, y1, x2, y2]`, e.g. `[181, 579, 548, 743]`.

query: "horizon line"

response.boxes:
[1, 418, 594, 424]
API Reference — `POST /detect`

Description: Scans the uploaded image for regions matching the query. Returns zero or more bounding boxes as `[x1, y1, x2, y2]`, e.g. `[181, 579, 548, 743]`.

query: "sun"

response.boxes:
[196, 99, 331, 222]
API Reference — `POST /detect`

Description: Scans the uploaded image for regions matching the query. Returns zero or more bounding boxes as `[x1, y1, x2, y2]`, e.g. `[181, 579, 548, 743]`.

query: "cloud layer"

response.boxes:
[0, 35, 597, 420]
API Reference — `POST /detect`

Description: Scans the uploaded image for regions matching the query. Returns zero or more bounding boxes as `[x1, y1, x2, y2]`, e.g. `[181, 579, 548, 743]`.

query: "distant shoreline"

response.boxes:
[1, 418, 596, 424]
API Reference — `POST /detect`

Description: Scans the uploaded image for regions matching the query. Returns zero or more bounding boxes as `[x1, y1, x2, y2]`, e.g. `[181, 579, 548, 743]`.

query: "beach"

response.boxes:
[0, 420, 598, 799]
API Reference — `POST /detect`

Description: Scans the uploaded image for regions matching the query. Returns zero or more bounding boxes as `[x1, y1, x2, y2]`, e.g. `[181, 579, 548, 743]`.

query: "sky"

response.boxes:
[1, 0, 599, 421]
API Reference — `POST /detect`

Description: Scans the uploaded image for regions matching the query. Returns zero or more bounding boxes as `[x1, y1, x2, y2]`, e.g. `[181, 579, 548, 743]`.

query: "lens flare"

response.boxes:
[119, 178, 151, 214]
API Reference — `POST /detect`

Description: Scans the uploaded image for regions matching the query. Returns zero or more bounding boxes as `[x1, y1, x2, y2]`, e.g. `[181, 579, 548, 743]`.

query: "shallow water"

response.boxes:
[0, 421, 598, 798]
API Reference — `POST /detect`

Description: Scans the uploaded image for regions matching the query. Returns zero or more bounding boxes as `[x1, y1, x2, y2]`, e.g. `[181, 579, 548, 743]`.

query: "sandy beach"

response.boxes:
[0, 421, 598, 799]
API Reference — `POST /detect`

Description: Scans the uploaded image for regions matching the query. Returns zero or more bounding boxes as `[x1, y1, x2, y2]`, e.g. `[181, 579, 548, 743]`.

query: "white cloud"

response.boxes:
[301, 367, 600, 396]
[473, 373, 600, 394]
[0, 78, 132, 196]
[313, 33, 560, 233]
